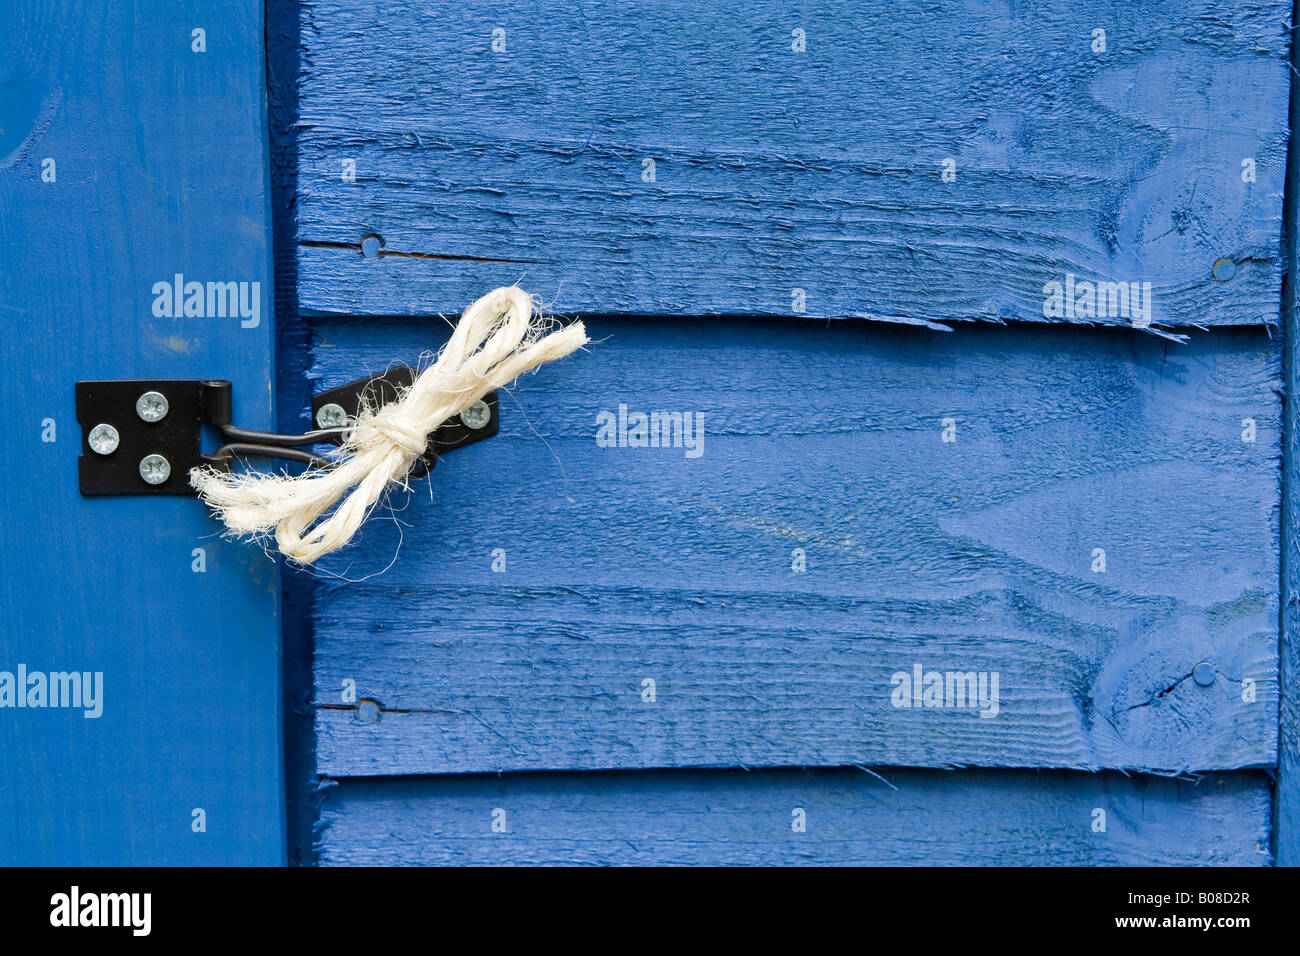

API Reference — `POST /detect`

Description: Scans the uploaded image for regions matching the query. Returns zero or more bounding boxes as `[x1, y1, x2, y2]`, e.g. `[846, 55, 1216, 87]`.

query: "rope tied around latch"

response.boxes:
[189, 286, 588, 566]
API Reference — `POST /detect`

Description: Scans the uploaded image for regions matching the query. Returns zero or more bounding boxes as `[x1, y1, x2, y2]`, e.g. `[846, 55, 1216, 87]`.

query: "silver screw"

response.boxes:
[139, 454, 171, 485]
[460, 399, 491, 430]
[88, 423, 120, 455]
[136, 390, 169, 422]
[316, 403, 348, 429]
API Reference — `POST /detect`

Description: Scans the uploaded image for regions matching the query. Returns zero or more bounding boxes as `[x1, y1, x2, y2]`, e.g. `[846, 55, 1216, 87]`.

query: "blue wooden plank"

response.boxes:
[305, 317, 1279, 777]
[292, 0, 1290, 327]
[0, 0, 283, 863]
[316, 767, 1273, 865]
[269, 0, 319, 868]
[1277, 0, 1300, 868]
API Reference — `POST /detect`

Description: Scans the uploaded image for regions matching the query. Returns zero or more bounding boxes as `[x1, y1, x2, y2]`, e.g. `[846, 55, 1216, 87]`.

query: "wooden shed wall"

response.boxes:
[277, 0, 1298, 864]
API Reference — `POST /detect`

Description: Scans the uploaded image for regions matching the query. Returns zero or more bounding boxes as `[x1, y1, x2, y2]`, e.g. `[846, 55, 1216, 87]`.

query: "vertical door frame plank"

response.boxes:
[0, 0, 283, 864]
[1276, 0, 1300, 868]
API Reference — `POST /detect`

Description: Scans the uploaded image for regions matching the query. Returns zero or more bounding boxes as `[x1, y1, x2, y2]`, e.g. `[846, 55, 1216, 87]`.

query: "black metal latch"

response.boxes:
[76, 367, 499, 496]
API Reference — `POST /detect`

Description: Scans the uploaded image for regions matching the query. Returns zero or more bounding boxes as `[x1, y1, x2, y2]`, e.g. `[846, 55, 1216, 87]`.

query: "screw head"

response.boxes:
[460, 399, 491, 430]
[316, 403, 349, 429]
[135, 390, 169, 422]
[1193, 661, 1216, 687]
[138, 454, 171, 485]
[88, 423, 120, 455]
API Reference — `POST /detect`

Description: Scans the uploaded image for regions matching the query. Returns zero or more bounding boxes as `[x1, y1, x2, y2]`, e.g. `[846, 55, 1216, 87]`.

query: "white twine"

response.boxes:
[190, 286, 588, 566]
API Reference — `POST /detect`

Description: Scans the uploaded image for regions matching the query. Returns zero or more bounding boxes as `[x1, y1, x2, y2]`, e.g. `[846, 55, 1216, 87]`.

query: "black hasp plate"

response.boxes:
[310, 366, 499, 471]
[76, 380, 232, 496]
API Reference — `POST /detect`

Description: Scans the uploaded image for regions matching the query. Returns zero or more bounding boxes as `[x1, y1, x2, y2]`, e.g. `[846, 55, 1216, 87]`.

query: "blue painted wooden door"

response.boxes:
[4, 0, 1296, 867]
[286, 1, 1296, 864]
[0, 1, 283, 864]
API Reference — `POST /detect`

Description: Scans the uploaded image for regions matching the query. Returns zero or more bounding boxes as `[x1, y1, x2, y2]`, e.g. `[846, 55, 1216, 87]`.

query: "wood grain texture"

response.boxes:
[308, 317, 1280, 777]
[0, 0, 283, 863]
[270, 0, 323, 868]
[293, 0, 1290, 327]
[316, 767, 1273, 865]
[1276, 0, 1300, 866]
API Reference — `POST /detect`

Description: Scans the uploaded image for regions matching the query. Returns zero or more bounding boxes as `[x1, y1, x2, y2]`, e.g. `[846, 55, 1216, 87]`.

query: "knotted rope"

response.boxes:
[190, 286, 588, 565]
